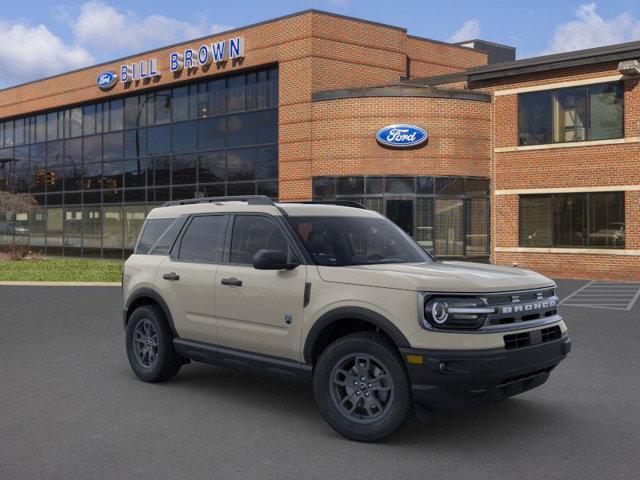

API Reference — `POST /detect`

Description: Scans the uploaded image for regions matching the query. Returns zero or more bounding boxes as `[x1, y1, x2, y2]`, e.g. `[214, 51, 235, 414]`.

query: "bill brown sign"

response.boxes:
[97, 36, 245, 89]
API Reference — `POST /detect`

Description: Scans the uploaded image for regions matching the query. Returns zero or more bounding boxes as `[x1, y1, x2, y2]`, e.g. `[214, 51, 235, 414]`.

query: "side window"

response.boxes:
[229, 215, 290, 264]
[177, 215, 227, 263]
[149, 217, 187, 255]
[136, 218, 173, 254]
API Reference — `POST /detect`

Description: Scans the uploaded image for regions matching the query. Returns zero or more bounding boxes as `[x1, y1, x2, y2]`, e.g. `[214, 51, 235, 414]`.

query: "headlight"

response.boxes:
[422, 296, 495, 330]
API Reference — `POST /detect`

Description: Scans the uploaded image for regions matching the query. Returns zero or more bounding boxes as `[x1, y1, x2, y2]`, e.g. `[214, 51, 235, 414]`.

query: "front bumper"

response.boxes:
[400, 335, 571, 411]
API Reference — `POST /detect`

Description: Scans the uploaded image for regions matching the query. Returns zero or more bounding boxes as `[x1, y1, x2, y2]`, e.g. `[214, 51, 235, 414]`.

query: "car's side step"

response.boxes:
[173, 339, 313, 383]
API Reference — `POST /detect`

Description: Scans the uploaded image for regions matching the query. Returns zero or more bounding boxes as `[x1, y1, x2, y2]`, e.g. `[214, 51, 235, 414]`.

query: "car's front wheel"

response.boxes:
[313, 332, 412, 442]
[126, 305, 181, 382]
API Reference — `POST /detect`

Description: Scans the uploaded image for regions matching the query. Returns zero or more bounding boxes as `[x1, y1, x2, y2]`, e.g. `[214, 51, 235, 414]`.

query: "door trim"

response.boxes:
[173, 338, 312, 383]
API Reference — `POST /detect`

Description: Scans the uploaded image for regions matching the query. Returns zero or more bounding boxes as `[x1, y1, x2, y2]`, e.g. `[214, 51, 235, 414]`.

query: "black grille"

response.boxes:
[541, 325, 562, 343]
[504, 332, 531, 350]
[504, 325, 562, 350]
[485, 289, 559, 327]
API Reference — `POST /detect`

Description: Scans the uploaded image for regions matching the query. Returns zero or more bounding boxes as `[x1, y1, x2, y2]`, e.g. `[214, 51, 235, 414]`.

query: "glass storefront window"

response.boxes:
[466, 197, 488, 256]
[103, 206, 123, 258]
[416, 198, 433, 251]
[435, 198, 464, 257]
[313, 175, 489, 259]
[0, 66, 278, 258]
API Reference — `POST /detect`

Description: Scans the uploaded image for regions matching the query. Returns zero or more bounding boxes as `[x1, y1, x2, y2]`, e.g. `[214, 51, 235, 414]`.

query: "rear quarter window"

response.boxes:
[135, 218, 174, 254]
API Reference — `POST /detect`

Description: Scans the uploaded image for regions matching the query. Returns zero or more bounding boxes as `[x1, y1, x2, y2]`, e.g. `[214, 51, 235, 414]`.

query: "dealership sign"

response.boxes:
[96, 71, 118, 90]
[97, 36, 245, 90]
[376, 124, 428, 148]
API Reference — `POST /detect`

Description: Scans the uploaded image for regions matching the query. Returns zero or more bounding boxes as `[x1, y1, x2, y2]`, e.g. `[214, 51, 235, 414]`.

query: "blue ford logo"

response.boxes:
[376, 124, 428, 148]
[96, 71, 118, 90]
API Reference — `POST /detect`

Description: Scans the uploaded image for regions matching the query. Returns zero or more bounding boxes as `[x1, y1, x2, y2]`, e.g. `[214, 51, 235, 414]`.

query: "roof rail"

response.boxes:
[162, 195, 275, 207]
[290, 200, 369, 210]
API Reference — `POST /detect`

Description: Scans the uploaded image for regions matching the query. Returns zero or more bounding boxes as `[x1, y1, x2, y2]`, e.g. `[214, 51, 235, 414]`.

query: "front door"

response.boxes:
[214, 214, 307, 361]
[386, 199, 414, 236]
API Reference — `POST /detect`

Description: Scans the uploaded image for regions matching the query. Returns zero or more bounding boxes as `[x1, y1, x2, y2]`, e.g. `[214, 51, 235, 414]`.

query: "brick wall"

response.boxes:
[307, 96, 490, 191]
[482, 63, 640, 281]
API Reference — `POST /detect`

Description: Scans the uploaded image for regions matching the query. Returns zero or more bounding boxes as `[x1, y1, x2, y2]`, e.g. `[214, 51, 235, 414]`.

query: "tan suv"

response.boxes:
[122, 195, 571, 442]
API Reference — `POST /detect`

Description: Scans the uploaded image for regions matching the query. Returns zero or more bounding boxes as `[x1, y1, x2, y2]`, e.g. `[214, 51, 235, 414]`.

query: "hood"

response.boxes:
[317, 261, 554, 293]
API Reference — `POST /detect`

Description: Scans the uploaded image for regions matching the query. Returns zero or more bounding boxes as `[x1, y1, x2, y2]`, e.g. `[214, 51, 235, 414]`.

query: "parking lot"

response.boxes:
[0, 280, 638, 480]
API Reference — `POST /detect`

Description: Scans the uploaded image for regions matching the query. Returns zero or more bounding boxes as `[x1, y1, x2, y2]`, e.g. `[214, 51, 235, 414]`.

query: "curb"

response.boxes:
[0, 281, 122, 287]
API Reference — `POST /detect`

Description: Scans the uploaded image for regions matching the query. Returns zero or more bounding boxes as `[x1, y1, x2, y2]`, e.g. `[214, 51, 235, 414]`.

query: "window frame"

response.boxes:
[517, 81, 624, 146]
[518, 192, 625, 249]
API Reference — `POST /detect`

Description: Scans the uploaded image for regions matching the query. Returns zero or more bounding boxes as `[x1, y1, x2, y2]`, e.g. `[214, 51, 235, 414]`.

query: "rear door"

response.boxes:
[214, 214, 307, 361]
[156, 214, 229, 344]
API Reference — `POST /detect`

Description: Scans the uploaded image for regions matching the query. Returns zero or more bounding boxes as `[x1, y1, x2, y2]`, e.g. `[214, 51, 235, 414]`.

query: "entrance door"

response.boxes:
[386, 199, 414, 236]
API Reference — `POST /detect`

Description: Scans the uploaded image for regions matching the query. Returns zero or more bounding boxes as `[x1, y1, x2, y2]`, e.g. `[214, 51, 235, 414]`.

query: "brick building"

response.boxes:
[0, 10, 637, 280]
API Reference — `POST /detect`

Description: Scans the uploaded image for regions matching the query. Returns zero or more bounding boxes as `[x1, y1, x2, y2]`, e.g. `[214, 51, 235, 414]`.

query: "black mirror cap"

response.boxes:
[252, 249, 298, 270]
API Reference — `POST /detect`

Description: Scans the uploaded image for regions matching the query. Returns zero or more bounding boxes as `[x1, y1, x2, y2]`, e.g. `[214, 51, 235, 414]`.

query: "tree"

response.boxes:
[0, 191, 37, 214]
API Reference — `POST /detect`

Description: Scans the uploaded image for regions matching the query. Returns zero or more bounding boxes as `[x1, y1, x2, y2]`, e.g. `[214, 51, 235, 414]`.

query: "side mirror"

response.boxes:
[252, 249, 298, 270]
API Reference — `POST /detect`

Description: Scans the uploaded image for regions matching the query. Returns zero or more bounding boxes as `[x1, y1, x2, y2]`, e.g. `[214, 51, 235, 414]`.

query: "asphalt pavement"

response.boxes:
[0, 281, 638, 480]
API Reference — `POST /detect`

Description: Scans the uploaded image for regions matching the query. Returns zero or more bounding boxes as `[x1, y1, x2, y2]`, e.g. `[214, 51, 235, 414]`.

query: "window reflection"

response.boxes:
[0, 66, 278, 257]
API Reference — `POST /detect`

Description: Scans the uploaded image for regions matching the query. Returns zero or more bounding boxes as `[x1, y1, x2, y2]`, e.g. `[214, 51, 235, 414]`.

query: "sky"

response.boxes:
[2, 0, 640, 88]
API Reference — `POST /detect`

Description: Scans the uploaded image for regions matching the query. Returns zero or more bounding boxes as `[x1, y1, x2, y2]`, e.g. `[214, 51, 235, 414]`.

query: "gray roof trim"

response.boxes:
[0, 9, 406, 94]
[312, 85, 491, 103]
[406, 34, 478, 52]
[401, 71, 469, 86]
[467, 40, 640, 81]
[453, 39, 516, 51]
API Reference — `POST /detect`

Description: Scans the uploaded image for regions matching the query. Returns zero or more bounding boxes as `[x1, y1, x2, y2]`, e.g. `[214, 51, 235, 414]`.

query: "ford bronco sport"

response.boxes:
[122, 195, 571, 442]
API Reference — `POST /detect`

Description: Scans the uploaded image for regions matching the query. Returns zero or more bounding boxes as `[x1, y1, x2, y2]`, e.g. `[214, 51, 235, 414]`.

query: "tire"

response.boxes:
[126, 305, 181, 383]
[313, 331, 413, 442]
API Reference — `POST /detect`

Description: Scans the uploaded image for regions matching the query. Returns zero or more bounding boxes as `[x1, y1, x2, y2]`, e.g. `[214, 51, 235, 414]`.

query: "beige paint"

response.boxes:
[125, 203, 565, 362]
[214, 264, 308, 360]
[155, 257, 219, 344]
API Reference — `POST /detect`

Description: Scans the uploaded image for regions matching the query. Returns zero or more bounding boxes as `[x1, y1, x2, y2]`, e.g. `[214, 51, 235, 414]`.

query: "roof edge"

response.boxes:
[312, 85, 490, 103]
[0, 9, 407, 94]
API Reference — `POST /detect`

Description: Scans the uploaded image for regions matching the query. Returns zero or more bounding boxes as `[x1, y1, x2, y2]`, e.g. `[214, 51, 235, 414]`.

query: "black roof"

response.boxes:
[466, 39, 640, 81]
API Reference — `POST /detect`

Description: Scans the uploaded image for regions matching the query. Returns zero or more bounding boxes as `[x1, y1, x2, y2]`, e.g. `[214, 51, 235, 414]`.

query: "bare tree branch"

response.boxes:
[0, 191, 37, 214]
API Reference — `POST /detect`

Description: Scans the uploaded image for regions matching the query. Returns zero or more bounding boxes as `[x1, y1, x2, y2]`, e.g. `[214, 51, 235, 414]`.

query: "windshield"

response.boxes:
[288, 215, 433, 266]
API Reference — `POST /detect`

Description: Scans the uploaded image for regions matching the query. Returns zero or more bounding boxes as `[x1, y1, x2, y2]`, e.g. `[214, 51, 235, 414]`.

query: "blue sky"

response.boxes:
[2, 1, 640, 88]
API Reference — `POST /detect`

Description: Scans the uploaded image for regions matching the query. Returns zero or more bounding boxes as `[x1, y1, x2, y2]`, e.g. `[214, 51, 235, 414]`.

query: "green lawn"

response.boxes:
[0, 258, 123, 282]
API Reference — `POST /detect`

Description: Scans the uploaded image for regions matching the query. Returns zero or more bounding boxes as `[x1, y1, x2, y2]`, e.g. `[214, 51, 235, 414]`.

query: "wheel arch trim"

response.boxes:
[303, 306, 411, 364]
[124, 287, 178, 337]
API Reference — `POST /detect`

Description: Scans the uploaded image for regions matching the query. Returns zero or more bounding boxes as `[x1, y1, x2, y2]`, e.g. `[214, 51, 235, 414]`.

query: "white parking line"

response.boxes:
[560, 280, 640, 310]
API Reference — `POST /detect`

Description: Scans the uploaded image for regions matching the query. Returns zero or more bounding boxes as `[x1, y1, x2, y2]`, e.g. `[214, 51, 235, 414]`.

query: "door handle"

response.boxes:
[221, 277, 242, 287]
[163, 272, 180, 281]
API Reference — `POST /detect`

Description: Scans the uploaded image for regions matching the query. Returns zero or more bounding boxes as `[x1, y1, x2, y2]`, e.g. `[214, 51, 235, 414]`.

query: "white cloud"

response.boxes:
[71, 1, 232, 55]
[542, 3, 640, 54]
[0, 1, 234, 88]
[0, 20, 93, 88]
[448, 18, 481, 43]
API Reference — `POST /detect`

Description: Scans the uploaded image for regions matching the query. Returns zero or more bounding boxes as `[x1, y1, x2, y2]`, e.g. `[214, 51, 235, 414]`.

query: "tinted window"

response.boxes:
[519, 192, 624, 248]
[519, 195, 553, 247]
[289, 215, 431, 266]
[178, 215, 227, 263]
[136, 218, 173, 254]
[518, 82, 623, 145]
[230, 215, 288, 264]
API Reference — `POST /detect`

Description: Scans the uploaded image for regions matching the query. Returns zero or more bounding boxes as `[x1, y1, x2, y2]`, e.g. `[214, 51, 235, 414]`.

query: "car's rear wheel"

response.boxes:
[313, 332, 412, 442]
[126, 305, 181, 382]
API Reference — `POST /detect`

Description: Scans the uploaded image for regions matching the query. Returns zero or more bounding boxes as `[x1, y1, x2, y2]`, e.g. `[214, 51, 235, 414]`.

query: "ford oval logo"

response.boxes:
[96, 71, 118, 90]
[376, 124, 428, 148]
